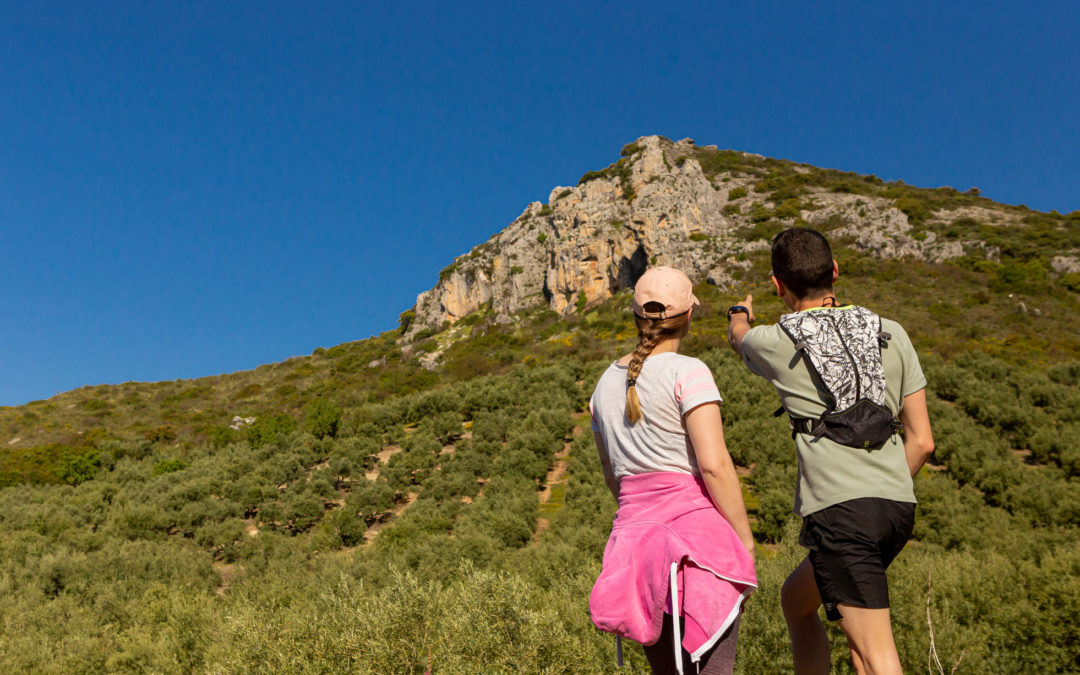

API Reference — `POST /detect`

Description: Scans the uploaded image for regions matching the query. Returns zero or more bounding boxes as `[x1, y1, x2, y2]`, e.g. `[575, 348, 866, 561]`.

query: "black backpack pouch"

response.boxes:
[816, 398, 896, 450]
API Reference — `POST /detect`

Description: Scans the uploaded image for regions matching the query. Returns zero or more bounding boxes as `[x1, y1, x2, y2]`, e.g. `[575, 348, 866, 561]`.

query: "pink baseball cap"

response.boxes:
[633, 266, 699, 319]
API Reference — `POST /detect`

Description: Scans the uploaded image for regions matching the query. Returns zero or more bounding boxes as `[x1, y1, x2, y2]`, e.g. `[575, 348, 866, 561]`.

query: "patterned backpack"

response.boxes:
[776, 306, 900, 450]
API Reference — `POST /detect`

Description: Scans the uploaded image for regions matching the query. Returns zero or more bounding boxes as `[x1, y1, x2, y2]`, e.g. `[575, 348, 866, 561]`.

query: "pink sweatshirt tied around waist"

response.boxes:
[589, 472, 757, 663]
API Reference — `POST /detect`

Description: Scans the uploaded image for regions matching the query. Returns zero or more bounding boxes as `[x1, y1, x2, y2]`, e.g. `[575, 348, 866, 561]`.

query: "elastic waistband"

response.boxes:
[618, 471, 706, 498]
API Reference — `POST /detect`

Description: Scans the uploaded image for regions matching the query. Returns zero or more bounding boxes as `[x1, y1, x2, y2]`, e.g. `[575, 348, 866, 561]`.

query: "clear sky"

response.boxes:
[1, 1, 1077, 406]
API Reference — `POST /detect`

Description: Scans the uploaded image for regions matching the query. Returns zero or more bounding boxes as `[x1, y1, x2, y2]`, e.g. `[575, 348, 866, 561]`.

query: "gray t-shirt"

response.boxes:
[741, 307, 927, 516]
[590, 352, 722, 479]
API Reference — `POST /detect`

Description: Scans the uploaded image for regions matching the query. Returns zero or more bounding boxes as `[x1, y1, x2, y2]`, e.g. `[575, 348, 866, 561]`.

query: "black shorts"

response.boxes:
[798, 497, 915, 621]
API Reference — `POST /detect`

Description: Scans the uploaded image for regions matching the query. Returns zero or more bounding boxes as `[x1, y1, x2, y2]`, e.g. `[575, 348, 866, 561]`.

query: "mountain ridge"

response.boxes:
[404, 134, 1076, 339]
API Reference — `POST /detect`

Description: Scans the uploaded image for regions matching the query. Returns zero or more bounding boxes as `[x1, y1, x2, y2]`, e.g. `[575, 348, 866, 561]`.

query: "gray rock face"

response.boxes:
[409, 136, 754, 336]
[403, 136, 1015, 338]
[1052, 256, 1080, 275]
[804, 193, 966, 263]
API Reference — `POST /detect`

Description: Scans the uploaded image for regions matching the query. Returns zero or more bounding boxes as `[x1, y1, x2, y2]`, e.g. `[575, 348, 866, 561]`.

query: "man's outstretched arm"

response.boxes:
[727, 294, 755, 356]
[899, 389, 934, 476]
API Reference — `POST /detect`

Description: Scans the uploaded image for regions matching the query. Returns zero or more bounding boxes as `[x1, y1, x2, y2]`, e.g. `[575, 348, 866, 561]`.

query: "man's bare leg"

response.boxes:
[836, 604, 903, 675]
[781, 558, 830, 675]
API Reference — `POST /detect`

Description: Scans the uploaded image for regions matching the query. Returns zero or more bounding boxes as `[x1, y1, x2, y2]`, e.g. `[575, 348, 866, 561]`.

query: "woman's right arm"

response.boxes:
[593, 431, 620, 501]
[684, 402, 755, 555]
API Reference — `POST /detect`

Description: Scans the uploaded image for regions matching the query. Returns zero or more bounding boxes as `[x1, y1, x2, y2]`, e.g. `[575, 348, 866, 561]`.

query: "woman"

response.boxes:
[588, 267, 757, 675]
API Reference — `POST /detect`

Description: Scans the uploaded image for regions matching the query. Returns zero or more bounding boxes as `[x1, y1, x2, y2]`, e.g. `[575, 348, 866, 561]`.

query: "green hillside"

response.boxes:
[1, 145, 1078, 673]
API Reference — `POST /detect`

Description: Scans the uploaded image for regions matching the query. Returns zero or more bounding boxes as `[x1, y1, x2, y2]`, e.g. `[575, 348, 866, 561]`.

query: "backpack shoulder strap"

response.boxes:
[877, 314, 892, 348]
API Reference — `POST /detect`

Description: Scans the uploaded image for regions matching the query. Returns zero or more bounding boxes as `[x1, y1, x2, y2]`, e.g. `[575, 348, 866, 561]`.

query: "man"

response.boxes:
[727, 228, 934, 675]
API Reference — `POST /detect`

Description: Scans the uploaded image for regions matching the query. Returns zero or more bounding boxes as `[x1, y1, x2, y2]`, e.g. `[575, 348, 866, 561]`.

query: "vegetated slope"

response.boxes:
[0, 141, 1078, 673]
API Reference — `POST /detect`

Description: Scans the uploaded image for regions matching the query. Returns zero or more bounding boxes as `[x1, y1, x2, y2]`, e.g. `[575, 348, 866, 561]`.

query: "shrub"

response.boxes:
[816, 213, 850, 231]
[1048, 362, 1080, 385]
[437, 262, 460, 282]
[773, 198, 802, 220]
[893, 196, 931, 224]
[245, 414, 298, 449]
[143, 425, 177, 443]
[80, 398, 108, 411]
[305, 398, 342, 439]
[331, 507, 366, 546]
[60, 451, 102, 486]
[232, 384, 262, 400]
[991, 258, 1051, 294]
[943, 216, 980, 239]
[350, 481, 398, 523]
[208, 426, 239, 448]
[284, 492, 325, 533]
[431, 412, 462, 444]
[152, 459, 189, 476]
[728, 186, 748, 200]
[472, 412, 510, 444]
[749, 203, 772, 223]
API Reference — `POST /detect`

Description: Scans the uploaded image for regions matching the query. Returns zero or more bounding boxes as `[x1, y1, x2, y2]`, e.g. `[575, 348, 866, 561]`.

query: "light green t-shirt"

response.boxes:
[741, 307, 927, 517]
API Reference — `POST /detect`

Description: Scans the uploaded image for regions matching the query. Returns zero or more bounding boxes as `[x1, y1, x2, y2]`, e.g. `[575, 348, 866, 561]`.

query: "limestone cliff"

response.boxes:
[404, 135, 1027, 338]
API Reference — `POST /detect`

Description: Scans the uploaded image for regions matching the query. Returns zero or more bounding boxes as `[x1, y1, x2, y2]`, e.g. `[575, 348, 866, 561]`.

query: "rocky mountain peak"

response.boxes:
[406, 136, 748, 336]
[403, 135, 1019, 338]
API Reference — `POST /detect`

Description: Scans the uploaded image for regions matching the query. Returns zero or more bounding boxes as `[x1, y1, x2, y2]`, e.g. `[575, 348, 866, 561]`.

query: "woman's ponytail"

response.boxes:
[625, 324, 664, 423]
[625, 312, 691, 424]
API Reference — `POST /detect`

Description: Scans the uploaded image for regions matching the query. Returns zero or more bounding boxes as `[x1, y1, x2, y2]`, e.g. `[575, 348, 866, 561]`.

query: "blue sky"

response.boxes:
[1, 1, 1077, 405]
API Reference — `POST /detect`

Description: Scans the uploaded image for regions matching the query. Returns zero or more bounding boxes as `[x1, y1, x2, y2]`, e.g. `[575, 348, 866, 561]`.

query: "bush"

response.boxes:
[773, 198, 802, 220]
[208, 426, 239, 448]
[283, 492, 325, 533]
[893, 196, 931, 224]
[245, 414, 297, 449]
[232, 383, 263, 400]
[143, 425, 177, 443]
[60, 452, 102, 486]
[749, 203, 772, 223]
[151, 459, 189, 476]
[1062, 272, 1080, 293]
[304, 398, 342, 439]
[991, 258, 1051, 294]
[727, 186, 748, 200]
[331, 507, 366, 546]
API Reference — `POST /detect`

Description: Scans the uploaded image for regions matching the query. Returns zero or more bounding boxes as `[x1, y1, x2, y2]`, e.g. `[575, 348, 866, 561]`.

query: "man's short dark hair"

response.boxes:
[771, 228, 834, 299]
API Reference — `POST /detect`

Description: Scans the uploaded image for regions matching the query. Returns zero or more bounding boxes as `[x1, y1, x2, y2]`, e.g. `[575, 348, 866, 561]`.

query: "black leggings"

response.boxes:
[641, 611, 742, 675]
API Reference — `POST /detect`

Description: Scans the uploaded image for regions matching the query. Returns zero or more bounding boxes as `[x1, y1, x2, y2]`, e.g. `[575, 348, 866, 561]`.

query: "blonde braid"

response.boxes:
[625, 322, 665, 424]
